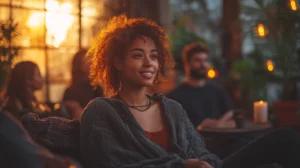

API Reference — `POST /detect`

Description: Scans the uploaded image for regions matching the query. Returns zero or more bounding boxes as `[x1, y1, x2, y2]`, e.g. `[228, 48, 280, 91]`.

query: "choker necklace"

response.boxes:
[117, 94, 152, 112]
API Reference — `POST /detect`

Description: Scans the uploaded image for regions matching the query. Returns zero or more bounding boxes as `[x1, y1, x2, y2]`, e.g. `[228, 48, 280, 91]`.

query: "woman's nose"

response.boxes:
[143, 55, 153, 66]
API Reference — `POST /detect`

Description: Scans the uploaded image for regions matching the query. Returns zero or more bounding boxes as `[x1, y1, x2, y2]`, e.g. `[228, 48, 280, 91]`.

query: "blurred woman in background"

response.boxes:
[63, 49, 104, 109]
[5, 61, 49, 120]
[5, 61, 82, 120]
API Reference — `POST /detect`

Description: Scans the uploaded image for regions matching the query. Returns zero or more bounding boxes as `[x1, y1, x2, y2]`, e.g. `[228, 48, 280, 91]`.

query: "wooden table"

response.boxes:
[200, 121, 273, 136]
[199, 121, 273, 159]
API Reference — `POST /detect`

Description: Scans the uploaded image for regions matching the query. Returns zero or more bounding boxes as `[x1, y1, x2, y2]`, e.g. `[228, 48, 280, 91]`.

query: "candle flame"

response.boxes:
[259, 101, 264, 104]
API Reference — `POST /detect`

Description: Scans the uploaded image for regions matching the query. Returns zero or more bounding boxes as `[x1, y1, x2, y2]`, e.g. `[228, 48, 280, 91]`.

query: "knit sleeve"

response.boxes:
[80, 98, 185, 168]
[179, 105, 223, 168]
[22, 113, 80, 149]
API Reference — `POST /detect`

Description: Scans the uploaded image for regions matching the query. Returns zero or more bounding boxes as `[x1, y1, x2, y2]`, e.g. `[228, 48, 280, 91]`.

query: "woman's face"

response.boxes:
[118, 36, 159, 88]
[28, 67, 44, 91]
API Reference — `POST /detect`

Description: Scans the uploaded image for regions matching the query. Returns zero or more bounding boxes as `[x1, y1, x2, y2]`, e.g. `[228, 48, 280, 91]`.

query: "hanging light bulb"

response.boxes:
[207, 68, 217, 79]
[266, 59, 274, 72]
[255, 23, 268, 38]
[289, 0, 298, 11]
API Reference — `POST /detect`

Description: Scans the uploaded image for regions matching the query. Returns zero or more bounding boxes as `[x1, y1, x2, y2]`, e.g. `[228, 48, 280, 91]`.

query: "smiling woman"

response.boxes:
[81, 14, 300, 168]
[81, 14, 223, 168]
[87, 14, 174, 97]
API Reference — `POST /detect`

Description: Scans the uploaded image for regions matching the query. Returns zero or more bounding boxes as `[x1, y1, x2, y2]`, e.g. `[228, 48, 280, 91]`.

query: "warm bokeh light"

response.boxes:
[27, 0, 74, 47]
[27, 13, 44, 27]
[267, 64, 274, 72]
[266, 59, 274, 72]
[207, 69, 217, 79]
[46, 1, 74, 47]
[259, 100, 264, 104]
[290, 0, 298, 11]
[256, 23, 267, 37]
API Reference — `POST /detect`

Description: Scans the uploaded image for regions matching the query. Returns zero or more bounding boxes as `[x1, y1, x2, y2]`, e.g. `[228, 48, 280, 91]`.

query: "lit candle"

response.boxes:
[253, 101, 268, 123]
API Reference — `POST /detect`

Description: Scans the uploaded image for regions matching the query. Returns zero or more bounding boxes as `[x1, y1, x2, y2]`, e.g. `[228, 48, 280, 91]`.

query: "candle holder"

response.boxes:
[233, 109, 246, 128]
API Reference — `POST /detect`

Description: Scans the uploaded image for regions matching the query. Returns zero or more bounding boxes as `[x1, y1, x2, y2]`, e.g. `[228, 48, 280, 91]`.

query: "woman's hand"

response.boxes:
[62, 101, 83, 120]
[196, 119, 218, 131]
[184, 159, 213, 168]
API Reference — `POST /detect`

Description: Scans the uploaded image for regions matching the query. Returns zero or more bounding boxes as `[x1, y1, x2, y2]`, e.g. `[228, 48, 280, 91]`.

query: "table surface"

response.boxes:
[200, 121, 273, 133]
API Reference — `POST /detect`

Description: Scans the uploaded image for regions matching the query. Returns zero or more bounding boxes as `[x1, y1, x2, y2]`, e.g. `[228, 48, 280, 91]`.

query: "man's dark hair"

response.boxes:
[182, 42, 208, 63]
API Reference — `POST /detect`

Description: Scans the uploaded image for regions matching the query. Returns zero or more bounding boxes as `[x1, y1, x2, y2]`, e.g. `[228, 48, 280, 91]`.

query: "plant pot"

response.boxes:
[273, 100, 300, 130]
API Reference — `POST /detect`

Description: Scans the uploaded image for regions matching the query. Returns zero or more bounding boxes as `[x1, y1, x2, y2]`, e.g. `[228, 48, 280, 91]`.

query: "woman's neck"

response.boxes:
[118, 85, 149, 106]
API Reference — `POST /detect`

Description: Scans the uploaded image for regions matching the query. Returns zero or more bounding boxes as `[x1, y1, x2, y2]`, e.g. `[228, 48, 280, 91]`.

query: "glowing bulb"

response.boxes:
[290, 0, 298, 11]
[207, 69, 217, 79]
[266, 59, 274, 72]
[267, 65, 274, 72]
[257, 23, 267, 37]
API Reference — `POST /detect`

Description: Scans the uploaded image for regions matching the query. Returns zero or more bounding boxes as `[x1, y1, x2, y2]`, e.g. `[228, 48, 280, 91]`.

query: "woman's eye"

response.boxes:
[133, 54, 143, 59]
[151, 54, 158, 59]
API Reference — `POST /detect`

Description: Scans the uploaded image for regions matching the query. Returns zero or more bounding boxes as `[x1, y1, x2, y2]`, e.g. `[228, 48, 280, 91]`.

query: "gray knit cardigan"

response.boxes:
[80, 94, 222, 168]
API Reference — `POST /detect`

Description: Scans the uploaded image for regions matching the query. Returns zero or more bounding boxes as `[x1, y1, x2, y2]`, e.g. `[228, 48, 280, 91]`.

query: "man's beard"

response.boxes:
[189, 68, 207, 80]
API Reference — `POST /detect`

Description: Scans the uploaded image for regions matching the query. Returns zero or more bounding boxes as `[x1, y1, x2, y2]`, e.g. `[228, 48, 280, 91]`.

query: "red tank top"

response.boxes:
[144, 127, 172, 152]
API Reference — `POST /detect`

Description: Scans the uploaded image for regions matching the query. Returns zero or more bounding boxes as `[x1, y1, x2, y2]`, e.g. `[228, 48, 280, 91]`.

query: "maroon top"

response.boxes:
[145, 127, 172, 152]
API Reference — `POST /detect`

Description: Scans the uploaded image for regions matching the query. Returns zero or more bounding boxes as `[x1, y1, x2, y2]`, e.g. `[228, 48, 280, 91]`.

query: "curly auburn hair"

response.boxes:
[182, 42, 208, 64]
[88, 14, 174, 96]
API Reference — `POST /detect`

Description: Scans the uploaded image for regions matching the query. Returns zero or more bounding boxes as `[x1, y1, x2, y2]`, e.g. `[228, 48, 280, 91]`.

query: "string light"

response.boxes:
[266, 59, 274, 72]
[290, 0, 298, 11]
[256, 23, 268, 38]
[207, 69, 217, 79]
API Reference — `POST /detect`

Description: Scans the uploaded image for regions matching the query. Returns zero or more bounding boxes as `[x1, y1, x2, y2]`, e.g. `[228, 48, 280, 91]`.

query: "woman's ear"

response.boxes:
[114, 58, 123, 71]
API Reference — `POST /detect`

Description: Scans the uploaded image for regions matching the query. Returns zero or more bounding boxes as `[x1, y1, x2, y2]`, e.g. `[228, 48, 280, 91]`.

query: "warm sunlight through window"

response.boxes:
[27, 0, 74, 47]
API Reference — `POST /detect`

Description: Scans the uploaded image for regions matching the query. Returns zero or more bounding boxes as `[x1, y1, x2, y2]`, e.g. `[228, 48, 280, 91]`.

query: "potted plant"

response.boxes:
[229, 48, 270, 114]
[0, 21, 20, 108]
[242, 0, 300, 129]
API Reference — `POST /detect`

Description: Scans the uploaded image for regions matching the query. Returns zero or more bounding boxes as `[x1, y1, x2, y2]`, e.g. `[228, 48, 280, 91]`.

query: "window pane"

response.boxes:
[12, 9, 46, 47]
[82, 17, 106, 48]
[47, 47, 78, 83]
[58, 0, 79, 15]
[13, 49, 46, 102]
[0, 7, 9, 21]
[46, 14, 79, 47]
[0, 0, 9, 4]
[12, 0, 79, 14]
[82, 0, 105, 17]
[14, 49, 46, 77]
[12, 0, 45, 9]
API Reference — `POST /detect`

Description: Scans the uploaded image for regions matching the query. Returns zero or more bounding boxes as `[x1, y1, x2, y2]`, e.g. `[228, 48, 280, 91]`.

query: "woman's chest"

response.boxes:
[130, 103, 165, 132]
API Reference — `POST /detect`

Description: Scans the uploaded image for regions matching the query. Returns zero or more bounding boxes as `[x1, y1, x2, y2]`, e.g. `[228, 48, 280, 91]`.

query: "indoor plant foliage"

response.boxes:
[253, 0, 300, 99]
[0, 21, 20, 92]
[169, 17, 208, 71]
[241, 0, 300, 129]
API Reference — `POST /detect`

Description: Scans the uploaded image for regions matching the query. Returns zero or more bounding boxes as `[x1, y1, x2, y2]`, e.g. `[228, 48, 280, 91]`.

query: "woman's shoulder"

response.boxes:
[81, 97, 121, 122]
[161, 95, 183, 109]
[159, 95, 191, 123]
